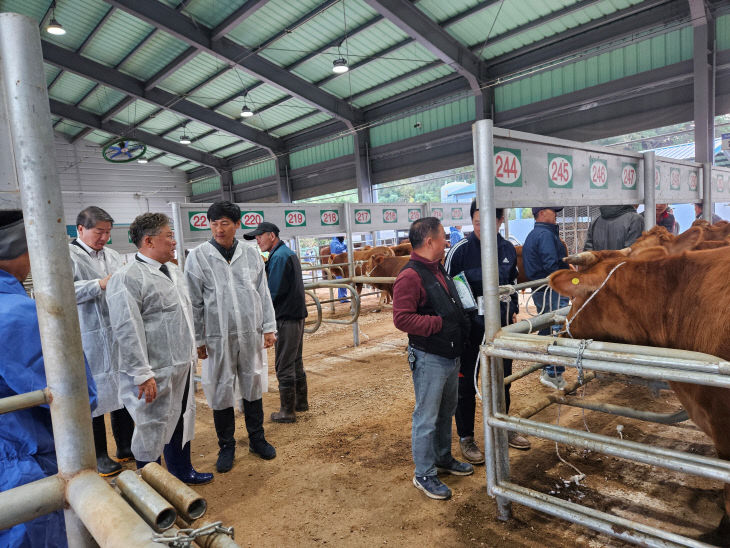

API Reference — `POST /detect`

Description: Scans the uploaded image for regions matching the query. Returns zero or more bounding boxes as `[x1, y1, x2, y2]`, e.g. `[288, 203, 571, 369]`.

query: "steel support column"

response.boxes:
[354, 131, 373, 203]
[220, 170, 234, 201]
[274, 154, 291, 203]
[691, 0, 714, 164]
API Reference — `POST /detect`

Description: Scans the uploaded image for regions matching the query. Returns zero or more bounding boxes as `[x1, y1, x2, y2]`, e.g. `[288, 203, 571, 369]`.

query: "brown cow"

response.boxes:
[363, 255, 410, 304]
[328, 246, 395, 295]
[390, 242, 412, 256]
[550, 246, 730, 543]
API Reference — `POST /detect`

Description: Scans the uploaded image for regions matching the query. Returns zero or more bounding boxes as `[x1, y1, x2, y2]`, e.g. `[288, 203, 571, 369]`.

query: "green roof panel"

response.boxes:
[82, 130, 116, 145]
[44, 63, 61, 86]
[77, 85, 127, 115]
[215, 141, 256, 158]
[226, 0, 326, 49]
[191, 174, 221, 195]
[181, 0, 243, 29]
[718, 14, 730, 51]
[111, 99, 159, 126]
[188, 68, 260, 108]
[351, 64, 453, 107]
[118, 30, 190, 81]
[233, 160, 276, 185]
[158, 52, 227, 95]
[42, 0, 111, 51]
[80, 9, 154, 67]
[54, 120, 84, 137]
[0, 0, 52, 22]
[48, 71, 97, 104]
[290, 135, 353, 169]
[270, 112, 332, 137]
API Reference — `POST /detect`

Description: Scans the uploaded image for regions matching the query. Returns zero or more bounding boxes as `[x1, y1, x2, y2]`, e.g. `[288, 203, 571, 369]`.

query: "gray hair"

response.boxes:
[409, 217, 442, 249]
[129, 212, 170, 248]
[76, 206, 114, 229]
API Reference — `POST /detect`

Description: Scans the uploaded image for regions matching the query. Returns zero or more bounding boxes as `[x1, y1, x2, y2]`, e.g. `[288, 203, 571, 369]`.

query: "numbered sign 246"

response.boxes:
[241, 211, 264, 228]
[285, 210, 306, 227]
[589, 158, 607, 189]
[188, 212, 209, 231]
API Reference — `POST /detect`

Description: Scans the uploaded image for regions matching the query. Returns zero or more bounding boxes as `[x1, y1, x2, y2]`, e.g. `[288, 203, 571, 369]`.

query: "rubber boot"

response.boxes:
[294, 377, 309, 412]
[213, 407, 236, 473]
[163, 441, 213, 485]
[92, 415, 122, 477]
[135, 457, 161, 470]
[271, 386, 296, 423]
[110, 407, 134, 462]
[243, 399, 276, 460]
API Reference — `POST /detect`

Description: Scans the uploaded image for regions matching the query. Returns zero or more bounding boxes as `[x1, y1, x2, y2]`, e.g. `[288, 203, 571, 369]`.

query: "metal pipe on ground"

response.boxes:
[0, 475, 65, 531]
[141, 463, 207, 522]
[494, 482, 703, 548]
[172, 518, 239, 548]
[0, 388, 48, 415]
[554, 396, 689, 425]
[115, 470, 177, 532]
[517, 372, 597, 419]
[489, 414, 730, 482]
[303, 290, 322, 334]
[498, 306, 571, 334]
[66, 470, 160, 547]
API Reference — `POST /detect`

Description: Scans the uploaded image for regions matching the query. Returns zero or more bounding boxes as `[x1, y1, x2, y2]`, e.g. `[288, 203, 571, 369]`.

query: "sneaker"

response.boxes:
[508, 432, 531, 451]
[459, 436, 485, 465]
[412, 475, 452, 500]
[540, 370, 566, 390]
[436, 458, 474, 476]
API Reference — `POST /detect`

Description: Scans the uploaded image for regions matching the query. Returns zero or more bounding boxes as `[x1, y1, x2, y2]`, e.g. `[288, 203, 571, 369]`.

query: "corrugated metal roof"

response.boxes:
[270, 111, 332, 137]
[78, 85, 127, 115]
[111, 100, 159, 127]
[80, 9, 154, 68]
[181, 0, 244, 29]
[42, 0, 110, 51]
[643, 138, 723, 160]
[226, 0, 326, 49]
[48, 71, 97, 104]
[117, 30, 190, 81]
[215, 141, 257, 158]
[158, 52, 227, 96]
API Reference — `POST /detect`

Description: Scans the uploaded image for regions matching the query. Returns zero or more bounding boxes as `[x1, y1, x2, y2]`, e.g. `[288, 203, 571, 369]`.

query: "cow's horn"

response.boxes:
[563, 252, 598, 266]
[618, 247, 632, 256]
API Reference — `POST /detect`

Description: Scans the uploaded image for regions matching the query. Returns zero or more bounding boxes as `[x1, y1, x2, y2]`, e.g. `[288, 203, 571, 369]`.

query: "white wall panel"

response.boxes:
[54, 136, 189, 225]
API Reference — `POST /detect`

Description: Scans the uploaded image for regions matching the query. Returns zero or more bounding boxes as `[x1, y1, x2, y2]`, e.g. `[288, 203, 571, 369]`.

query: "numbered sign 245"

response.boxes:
[285, 210, 306, 227]
[188, 212, 209, 231]
[548, 154, 573, 188]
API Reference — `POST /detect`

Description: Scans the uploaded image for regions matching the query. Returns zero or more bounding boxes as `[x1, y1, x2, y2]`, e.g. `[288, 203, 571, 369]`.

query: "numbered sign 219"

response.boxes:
[285, 210, 306, 227]
[408, 208, 421, 222]
[548, 153, 573, 189]
[188, 212, 209, 231]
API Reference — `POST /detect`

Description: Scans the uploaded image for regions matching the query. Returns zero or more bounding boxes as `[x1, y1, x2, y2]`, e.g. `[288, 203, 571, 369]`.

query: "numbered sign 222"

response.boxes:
[189, 212, 209, 231]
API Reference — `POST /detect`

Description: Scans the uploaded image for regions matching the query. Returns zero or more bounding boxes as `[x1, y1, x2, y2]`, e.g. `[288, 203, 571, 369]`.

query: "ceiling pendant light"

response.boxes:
[240, 104, 253, 118]
[332, 57, 348, 74]
[137, 157, 148, 164]
[179, 121, 191, 145]
[46, 2, 66, 35]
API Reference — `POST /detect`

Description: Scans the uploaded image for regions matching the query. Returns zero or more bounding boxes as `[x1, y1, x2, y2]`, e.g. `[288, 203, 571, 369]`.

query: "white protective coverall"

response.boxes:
[69, 241, 124, 417]
[184, 241, 276, 409]
[106, 257, 196, 462]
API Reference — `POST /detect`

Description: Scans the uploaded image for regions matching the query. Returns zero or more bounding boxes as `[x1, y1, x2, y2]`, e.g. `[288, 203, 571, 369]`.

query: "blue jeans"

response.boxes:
[409, 346, 460, 477]
[532, 289, 570, 377]
[335, 276, 348, 300]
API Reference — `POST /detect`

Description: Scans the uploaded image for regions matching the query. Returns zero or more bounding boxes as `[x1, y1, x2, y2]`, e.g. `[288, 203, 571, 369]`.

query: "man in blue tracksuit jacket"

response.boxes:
[445, 201, 530, 464]
[522, 207, 570, 390]
[329, 236, 348, 302]
[0, 210, 97, 548]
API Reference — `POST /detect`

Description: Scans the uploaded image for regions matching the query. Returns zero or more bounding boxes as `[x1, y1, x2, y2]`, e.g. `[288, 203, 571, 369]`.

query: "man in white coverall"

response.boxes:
[69, 206, 134, 477]
[185, 201, 277, 473]
[106, 213, 213, 484]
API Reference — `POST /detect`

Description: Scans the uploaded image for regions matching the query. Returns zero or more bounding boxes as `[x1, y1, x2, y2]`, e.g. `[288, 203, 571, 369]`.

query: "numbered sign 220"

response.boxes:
[621, 163, 637, 190]
[241, 210, 264, 228]
[320, 209, 339, 226]
[188, 212, 209, 231]
[494, 147, 522, 187]
[383, 209, 397, 223]
[285, 210, 306, 227]
[354, 209, 371, 224]
[670, 168, 681, 191]
[589, 158, 608, 189]
[548, 153, 573, 188]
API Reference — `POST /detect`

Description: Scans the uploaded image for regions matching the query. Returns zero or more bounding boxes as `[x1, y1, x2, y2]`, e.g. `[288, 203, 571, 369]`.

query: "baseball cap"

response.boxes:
[243, 221, 280, 240]
[532, 207, 564, 217]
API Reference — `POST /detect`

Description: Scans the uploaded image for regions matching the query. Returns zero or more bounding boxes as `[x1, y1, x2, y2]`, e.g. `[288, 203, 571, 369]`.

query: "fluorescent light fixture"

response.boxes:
[332, 58, 348, 74]
[46, 18, 66, 35]
[240, 104, 254, 118]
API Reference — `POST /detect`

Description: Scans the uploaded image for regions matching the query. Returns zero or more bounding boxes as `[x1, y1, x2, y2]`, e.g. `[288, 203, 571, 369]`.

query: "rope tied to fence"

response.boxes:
[152, 521, 234, 547]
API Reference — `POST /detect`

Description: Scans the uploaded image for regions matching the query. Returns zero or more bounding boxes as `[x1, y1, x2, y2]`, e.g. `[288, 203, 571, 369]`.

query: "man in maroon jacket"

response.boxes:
[393, 217, 473, 500]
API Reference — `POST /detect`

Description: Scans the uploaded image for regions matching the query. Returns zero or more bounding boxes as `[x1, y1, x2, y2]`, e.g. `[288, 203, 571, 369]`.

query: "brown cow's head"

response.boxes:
[631, 225, 674, 252]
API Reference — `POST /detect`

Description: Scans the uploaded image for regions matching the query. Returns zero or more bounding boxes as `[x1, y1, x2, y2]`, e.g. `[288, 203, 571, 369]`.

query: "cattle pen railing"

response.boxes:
[473, 118, 730, 547]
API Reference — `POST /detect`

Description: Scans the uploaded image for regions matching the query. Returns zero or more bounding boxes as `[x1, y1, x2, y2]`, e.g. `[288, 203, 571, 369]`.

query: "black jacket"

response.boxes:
[583, 205, 643, 251]
[265, 241, 308, 321]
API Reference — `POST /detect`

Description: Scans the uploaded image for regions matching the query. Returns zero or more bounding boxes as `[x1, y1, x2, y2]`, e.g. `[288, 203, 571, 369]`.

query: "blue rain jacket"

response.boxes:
[0, 269, 97, 548]
[329, 237, 347, 255]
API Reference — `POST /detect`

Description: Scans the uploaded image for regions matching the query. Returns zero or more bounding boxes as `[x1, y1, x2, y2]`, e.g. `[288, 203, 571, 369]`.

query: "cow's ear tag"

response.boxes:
[571, 278, 580, 285]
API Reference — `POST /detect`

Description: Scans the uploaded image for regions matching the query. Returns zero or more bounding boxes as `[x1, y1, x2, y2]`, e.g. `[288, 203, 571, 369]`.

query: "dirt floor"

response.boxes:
[112, 291, 727, 547]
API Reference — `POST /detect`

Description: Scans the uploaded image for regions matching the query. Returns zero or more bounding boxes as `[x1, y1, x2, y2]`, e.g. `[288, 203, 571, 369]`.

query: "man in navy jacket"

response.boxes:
[445, 202, 530, 463]
[522, 207, 570, 390]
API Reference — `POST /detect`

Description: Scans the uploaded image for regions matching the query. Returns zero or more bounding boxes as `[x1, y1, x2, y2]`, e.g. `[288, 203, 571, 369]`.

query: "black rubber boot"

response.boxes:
[135, 457, 160, 470]
[163, 442, 214, 485]
[213, 407, 236, 473]
[92, 415, 122, 477]
[243, 399, 276, 460]
[294, 376, 309, 412]
[271, 386, 296, 423]
[110, 407, 134, 462]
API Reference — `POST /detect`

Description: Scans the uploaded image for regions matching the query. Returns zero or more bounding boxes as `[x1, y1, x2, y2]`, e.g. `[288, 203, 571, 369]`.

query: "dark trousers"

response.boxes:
[168, 372, 190, 450]
[455, 324, 512, 439]
[274, 318, 306, 390]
